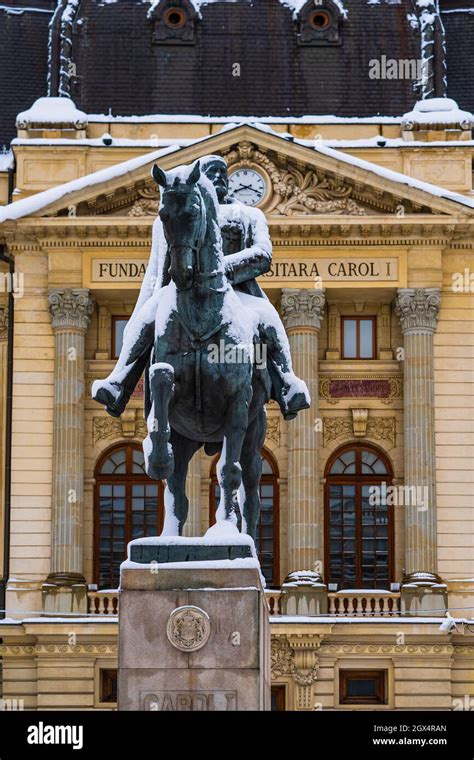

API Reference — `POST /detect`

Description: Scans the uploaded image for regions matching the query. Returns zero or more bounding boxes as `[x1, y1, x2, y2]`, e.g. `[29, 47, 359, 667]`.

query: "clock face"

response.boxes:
[228, 167, 267, 206]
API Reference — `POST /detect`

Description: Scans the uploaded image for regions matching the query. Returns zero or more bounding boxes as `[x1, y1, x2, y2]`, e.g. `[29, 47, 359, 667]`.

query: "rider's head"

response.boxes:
[201, 156, 229, 203]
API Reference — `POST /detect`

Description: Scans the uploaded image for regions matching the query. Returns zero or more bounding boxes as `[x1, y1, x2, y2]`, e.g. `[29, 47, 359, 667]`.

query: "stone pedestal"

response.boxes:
[118, 538, 271, 711]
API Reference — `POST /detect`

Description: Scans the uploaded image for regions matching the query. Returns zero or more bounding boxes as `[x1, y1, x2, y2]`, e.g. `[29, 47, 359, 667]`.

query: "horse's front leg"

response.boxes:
[144, 362, 175, 480]
[209, 388, 251, 535]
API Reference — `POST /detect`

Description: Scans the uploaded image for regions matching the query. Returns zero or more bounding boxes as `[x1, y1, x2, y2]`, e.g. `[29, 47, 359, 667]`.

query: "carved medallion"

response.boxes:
[166, 606, 211, 652]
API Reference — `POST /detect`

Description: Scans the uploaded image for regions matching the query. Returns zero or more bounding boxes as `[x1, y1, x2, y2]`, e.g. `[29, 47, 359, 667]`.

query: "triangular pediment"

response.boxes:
[3, 124, 474, 225]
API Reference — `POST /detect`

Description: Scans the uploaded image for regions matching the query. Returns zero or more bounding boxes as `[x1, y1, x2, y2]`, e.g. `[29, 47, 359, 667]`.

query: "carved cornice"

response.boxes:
[319, 643, 454, 655]
[0, 643, 118, 656]
[395, 288, 441, 335]
[49, 289, 94, 333]
[281, 288, 326, 331]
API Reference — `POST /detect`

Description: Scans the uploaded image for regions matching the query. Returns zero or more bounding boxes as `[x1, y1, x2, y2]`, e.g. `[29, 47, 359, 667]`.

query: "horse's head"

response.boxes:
[152, 161, 205, 291]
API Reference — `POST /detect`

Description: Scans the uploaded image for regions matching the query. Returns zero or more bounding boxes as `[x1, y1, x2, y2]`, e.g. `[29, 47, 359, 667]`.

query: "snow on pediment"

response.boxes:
[2, 123, 474, 224]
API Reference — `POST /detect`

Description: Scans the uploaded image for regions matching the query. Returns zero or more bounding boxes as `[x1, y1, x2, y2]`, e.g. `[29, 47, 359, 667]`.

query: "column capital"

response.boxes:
[0, 306, 8, 342]
[395, 287, 441, 335]
[281, 288, 326, 332]
[48, 288, 94, 332]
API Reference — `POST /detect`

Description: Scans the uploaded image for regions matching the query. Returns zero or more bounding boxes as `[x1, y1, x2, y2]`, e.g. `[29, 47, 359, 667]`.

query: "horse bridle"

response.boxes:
[164, 186, 217, 282]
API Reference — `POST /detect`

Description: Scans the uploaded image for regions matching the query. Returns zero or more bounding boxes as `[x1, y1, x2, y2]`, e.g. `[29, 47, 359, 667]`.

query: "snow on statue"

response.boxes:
[92, 156, 310, 539]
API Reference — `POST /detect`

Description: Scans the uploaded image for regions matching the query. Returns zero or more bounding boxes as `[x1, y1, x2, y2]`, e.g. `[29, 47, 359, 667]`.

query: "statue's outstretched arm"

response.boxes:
[224, 206, 272, 285]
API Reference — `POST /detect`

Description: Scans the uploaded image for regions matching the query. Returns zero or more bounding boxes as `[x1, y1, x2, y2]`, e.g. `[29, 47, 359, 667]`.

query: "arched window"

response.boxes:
[325, 444, 394, 590]
[94, 444, 164, 589]
[209, 449, 280, 586]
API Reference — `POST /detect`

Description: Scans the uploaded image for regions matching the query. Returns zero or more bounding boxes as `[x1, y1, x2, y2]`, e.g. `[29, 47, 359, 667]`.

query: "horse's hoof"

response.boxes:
[144, 434, 174, 480]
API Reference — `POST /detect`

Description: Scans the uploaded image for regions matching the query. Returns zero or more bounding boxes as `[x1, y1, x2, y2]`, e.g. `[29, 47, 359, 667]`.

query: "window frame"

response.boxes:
[271, 684, 287, 711]
[324, 443, 394, 590]
[341, 315, 377, 360]
[111, 315, 129, 360]
[94, 443, 164, 589]
[209, 448, 280, 586]
[339, 669, 387, 706]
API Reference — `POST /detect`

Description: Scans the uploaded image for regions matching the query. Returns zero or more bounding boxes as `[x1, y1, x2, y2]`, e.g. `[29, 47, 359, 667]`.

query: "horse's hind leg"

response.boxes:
[240, 408, 267, 542]
[210, 389, 251, 534]
[144, 362, 175, 480]
[162, 431, 201, 537]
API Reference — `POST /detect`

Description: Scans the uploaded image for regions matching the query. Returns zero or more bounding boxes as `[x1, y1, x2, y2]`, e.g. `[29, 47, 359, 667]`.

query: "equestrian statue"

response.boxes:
[92, 156, 310, 540]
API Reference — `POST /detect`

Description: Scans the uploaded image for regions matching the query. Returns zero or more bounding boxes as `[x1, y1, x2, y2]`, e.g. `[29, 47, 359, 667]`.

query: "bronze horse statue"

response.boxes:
[145, 161, 271, 540]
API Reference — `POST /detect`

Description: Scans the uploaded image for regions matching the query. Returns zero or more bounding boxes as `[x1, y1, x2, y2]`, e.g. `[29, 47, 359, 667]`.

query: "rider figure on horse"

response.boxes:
[92, 155, 310, 423]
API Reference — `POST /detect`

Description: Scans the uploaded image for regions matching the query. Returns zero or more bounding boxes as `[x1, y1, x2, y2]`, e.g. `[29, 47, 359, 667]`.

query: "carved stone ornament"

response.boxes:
[271, 636, 295, 679]
[0, 306, 8, 341]
[281, 288, 326, 331]
[222, 141, 367, 216]
[323, 415, 396, 447]
[48, 288, 94, 332]
[395, 288, 441, 335]
[128, 185, 161, 217]
[166, 606, 211, 652]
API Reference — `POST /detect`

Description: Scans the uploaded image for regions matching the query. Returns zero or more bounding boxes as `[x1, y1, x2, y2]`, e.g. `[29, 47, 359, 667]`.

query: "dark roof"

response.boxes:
[70, 0, 423, 118]
[0, 2, 53, 149]
[0, 0, 471, 149]
[442, 4, 474, 114]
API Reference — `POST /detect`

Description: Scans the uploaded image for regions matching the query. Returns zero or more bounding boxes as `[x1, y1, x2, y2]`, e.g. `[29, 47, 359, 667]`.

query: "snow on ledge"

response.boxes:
[402, 98, 474, 131]
[16, 97, 88, 129]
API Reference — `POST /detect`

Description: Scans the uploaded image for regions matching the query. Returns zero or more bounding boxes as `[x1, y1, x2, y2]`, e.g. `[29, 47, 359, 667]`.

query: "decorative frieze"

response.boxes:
[323, 415, 396, 448]
[93, 412, 147, 445]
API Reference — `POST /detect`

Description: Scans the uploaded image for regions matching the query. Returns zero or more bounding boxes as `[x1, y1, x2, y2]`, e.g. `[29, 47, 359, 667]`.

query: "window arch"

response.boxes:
[94, 444, 164, 589]
[209, 448, 280, 586]
[324, 444, 394, 590]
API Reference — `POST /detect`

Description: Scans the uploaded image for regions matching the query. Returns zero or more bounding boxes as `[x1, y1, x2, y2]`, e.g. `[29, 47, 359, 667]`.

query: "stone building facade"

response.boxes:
[0, 0, 473, 712]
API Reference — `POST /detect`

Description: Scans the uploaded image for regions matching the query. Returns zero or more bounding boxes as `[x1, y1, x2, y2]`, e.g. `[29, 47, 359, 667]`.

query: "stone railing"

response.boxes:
[265, 589, 283, 616]
[328, 591, 401, 617]
[87, 590, 119, 615]
[88, 587, 401, 618]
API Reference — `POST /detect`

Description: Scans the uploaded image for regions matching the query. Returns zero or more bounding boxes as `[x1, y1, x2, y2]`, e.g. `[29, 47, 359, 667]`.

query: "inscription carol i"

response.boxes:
[89, 256, 399, 284]
[142, 691, 238, 711]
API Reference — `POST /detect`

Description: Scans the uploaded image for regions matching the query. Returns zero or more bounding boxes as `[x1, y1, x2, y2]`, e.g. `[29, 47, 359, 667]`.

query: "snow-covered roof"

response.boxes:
[16, 97, 88, 129]
[2, 121, 474, 224]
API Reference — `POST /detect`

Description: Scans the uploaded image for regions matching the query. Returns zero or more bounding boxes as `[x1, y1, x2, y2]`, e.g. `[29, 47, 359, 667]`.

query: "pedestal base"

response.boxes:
[118, 537, 270, 711]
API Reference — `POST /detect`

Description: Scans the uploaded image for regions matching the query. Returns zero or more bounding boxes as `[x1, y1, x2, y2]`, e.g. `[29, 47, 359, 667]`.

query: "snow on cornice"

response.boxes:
[16, 97, 88, 129]
[0, 4, 53, 14]
[2, 122, 474, 225]
[401, 97, 474, 131]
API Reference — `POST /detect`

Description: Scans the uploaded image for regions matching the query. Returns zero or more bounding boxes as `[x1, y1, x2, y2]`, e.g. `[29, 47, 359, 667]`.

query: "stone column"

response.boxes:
[44, 289, 93, 612]
[183, 449, 202, 538]
[395, 289, 446, 610]
[281, 289, 325, 577]
[0, 306, 8, 578]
